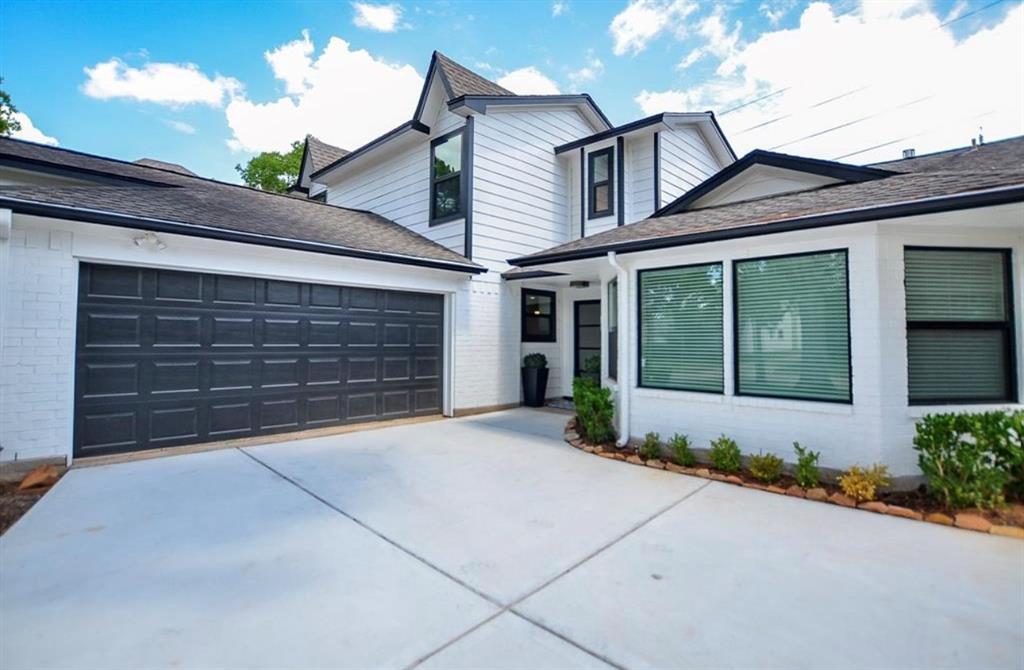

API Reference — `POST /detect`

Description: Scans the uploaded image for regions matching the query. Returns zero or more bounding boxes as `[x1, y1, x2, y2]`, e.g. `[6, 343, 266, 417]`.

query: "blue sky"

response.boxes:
[2, 0, 1020, 182]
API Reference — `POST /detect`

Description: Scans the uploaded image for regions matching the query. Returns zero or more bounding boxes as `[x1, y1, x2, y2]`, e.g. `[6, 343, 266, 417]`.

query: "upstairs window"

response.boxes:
[522, 289, 556, 343]
[905, 248, 1015, 404]
[588, 147, 614, 219]
[431, 129, 464, 224]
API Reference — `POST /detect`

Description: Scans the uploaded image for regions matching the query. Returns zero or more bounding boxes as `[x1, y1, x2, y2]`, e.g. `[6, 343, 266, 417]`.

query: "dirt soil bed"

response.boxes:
[1, 482, 54, 535]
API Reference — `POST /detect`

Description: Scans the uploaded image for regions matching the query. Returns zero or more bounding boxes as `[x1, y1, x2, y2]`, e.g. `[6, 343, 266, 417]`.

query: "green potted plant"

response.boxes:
[521, 353, 549, 407]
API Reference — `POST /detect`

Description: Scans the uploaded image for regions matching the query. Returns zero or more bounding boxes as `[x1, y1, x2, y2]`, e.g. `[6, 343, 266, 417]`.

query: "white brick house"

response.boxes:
[0, 53, 1021, 480]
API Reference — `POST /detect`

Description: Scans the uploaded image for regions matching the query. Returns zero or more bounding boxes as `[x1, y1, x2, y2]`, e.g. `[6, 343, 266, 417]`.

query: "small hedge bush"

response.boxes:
[837, 464, 890, 503]
[669, 433, 696, 467]
[793, 442, 821, 488]
[572, 377, 615, 444]
[522, 352, 548, 368]
[913, 411, 1023, 510]
[748, 452, 784, 483]
[709, 435, 742, 473]
[639, 432, 661, 460]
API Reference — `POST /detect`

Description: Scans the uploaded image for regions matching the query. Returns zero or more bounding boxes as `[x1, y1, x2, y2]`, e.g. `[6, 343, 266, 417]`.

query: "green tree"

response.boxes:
[234, 140, 303, 192]
[0, 78, 22, 137]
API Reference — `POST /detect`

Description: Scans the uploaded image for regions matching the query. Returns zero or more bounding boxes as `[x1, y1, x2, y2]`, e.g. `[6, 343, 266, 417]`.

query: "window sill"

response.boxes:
[731, 395, 855, 416]
[635, 387, 725, 404]
[429, 214, 464, 227]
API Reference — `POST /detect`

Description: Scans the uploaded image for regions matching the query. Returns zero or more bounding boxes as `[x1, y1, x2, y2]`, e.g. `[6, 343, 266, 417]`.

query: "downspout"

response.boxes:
[607, 251, 630, 447]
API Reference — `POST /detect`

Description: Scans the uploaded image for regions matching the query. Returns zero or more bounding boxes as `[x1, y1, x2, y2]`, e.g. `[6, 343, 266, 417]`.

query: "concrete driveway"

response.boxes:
[2, 409, 1021, 670]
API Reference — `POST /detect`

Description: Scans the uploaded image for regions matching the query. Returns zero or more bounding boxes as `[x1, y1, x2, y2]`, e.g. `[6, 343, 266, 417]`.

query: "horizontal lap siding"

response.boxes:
[628, 134, 655, 224]
[660, 126, 721, 206]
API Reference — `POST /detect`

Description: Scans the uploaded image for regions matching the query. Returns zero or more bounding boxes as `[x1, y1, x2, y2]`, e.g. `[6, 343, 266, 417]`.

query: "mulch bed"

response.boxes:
[564, 419, 1024, 539]
[0, 480, 57, 535]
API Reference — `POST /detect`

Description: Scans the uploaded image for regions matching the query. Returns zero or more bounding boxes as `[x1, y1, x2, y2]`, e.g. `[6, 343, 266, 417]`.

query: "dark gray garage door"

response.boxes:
[74, 263, 444, 457]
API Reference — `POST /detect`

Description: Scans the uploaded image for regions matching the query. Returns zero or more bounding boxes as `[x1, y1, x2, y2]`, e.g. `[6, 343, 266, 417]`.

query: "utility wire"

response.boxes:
[768, 95, 933, 151]
[939, 0, 1008, 27]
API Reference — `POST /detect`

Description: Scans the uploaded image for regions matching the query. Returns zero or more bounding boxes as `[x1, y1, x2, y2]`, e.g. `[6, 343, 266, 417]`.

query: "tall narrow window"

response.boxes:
[905, 248, 1015, 404]
[522, 289, 556, 343]
[639, 263, 723, 392]
[430, 129, 463, 224]
[608, 278, 618, 380]
[588, 147, 614, 219]
[735, 250, 850, 403]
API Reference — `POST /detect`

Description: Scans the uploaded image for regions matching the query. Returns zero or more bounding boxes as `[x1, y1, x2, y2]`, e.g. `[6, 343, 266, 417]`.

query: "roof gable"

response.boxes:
[655, 150, 895, 216]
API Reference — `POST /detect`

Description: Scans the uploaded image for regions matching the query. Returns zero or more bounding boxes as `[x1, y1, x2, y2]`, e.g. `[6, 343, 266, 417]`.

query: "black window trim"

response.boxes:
[608, 278, 618, 381]
[587, 146, 615, 220]
[429, 126, 467, 226]
[637, 260, 726, 394]
[904, 245, 1017, 405]
[522, 288, 557, 343]
[732, 248, 853, 405]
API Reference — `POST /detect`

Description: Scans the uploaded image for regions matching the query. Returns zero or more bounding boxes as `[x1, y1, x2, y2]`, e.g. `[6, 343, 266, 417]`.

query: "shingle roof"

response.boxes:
[305, 135, 349, 173]
[0, 137, 482, 272]
[132, 158, 197, 176]
[433, 52, 513, 99]
[510, 135, 1024, 266]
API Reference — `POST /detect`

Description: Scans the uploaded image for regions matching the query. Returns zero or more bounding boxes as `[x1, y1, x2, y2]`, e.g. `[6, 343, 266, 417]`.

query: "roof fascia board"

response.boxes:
[1, 197, 487, 274]
[554, 113, 667, 154]
[413, 53, 454, 124]
[509, 185, 1024, 267]
[448, 94, 612, 130]
[309, 120, 431, 180]
[654, 150, 897, 217]
[501, 270, 567, 281]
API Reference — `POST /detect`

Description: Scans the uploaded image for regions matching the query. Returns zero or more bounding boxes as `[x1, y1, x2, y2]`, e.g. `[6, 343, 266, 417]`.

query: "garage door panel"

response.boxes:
[75, 264, 444, 456]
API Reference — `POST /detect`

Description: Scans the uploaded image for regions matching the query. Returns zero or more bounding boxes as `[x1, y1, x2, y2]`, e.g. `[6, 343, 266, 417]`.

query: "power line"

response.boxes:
[737, 85, 870, 135]
[832, 109, 996, 161]
[939, 0, 1008, 28]
[719, 87, 789, 116]
[768, 95, 933, 151]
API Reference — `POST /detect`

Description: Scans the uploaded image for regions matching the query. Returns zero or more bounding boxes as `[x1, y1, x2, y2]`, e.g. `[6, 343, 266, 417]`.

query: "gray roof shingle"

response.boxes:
[132, 158, 197, 176]
[305, 135, 349, 173]
[433, 52, 514, 99]
[0, 137, 482, 272]
[510, 135, 1024, 266]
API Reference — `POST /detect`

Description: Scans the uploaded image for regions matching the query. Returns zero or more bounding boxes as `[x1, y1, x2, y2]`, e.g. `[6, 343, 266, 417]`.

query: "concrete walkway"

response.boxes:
[2, 409, 1021, 670]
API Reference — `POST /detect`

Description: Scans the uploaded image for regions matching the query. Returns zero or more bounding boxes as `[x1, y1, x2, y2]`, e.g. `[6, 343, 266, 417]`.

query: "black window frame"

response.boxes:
[608, 278, 618, 380]
[587, 146, 615, 220]
[732, 248, 853, 405]
[637, 261, 725, 394]
[904, 246, 1017, 405]
[521, 288, 557, 343]
[429, 127, 466, 226]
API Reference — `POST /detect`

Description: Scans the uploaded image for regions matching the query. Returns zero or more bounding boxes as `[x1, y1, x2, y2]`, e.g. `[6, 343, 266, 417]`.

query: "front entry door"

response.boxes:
[574, 300, 601, 381]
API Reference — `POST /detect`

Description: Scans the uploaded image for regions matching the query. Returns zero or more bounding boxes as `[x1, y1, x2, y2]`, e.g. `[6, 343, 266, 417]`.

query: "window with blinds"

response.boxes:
[904, 248, 1014, 404]
[735, 250, 850, 402]
[639, 263, 723, 392]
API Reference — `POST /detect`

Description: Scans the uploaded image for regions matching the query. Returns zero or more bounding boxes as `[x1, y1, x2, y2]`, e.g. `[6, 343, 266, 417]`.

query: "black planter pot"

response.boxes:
[521, 367, 550, 407]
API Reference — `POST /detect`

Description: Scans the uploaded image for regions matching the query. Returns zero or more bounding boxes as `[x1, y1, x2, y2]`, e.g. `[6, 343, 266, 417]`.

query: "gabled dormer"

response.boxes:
[291, 135, 348, 201]
[654, 149, 895, 216]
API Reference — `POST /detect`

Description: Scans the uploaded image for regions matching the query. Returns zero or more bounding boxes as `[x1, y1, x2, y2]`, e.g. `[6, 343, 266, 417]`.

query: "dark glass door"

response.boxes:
[574, 300, 601, 381]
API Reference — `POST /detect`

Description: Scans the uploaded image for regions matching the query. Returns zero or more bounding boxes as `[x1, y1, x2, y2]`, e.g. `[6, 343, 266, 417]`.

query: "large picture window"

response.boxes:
[522, 289, 556, 343]
[430, 129, 464, 224]
[639, 263, 724, 392]
[587, 147, 614, 219]
[735, 250, 850, 403]
[905, 248, 1015, 404]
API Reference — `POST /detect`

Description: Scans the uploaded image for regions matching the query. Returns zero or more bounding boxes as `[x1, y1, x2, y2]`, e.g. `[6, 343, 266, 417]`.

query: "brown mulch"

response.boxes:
[0, 481, 53, 535]
[570, 421, 1024, 530]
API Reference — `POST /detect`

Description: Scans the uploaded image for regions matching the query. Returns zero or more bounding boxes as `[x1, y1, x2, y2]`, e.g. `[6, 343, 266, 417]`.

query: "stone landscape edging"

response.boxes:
[563, 420, 1024, 540]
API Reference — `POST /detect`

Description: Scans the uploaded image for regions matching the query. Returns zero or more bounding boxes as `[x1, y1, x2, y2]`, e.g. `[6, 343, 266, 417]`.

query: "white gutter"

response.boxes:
[607, 251, 630, 447]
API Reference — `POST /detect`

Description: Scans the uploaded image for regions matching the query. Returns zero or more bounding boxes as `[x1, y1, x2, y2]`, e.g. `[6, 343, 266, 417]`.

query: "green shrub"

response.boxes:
[793, 442, 821, 488]
[522, 352, 548, 368]
[639, 432, 661, 460]
[572, 377, 615, 444]
[1002, 411, 1024, 499]
[837, 464, 890, 503]
[709, 435, 742, 473]
[913, 412, 1014, 510]
[669, 433, 696, 467]
[748, 452, 784, 483]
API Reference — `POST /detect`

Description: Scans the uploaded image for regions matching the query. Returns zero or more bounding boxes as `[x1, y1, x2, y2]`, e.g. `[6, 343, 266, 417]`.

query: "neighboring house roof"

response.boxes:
[509, 135, 1024, 267]
[0, 137, 484, 273]
[654, 149, 895, 216]
[304, 135, 349, 173]
[132, 158, 198, 176]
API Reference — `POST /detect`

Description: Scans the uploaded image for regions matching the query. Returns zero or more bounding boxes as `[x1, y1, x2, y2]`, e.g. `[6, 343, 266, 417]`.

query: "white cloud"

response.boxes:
[609, 0, 697, 56]
[552, 1, 568, 17]
[677, 7, 742, 71]
[758, 0, 796, 26]
[164, 119, 196, 134]
[497, 67, 560, 95]
[352, 2, 403, 32]
[224, 35, 421, 153]
[568, 52, 605, 89]
[82, 58, 241, 107]
[11, 112, 58, 146]
[636, 2, 1024, 163]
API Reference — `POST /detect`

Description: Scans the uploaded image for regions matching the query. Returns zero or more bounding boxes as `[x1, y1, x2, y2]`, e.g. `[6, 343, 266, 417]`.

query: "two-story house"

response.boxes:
[0, 52, 1020, 484]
